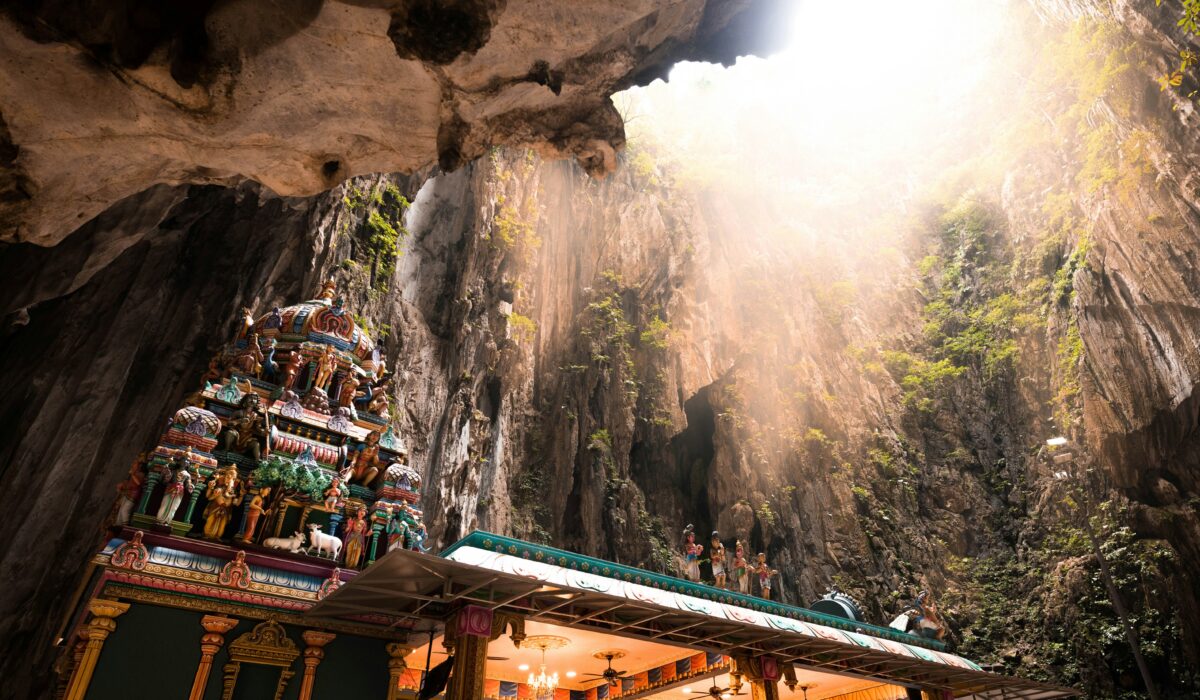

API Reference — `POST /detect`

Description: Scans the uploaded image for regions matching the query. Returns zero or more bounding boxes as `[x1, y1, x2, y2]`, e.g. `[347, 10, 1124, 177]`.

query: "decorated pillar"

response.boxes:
[368, 521, 384, 564]
[187, 615, 238, 700]
[136, 470, 161, 514]
[298, 630, 337, 700]
[183, 482, 205, 523]
[64, 599, 130, 700]
[386, 643, 410, 700]
[730, 655, 784, 700]
[443, 607, 525, 700]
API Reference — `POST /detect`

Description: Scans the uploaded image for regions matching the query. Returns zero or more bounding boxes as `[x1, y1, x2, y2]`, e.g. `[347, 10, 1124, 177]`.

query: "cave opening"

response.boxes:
[669, 384, 717, 547]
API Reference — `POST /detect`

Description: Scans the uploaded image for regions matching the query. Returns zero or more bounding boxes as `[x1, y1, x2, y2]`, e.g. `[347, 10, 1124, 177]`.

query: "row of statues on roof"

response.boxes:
[680, 524, 779, 599]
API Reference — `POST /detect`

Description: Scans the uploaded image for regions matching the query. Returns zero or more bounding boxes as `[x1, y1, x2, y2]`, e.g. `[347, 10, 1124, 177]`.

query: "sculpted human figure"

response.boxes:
[280, 350, 303, 391]
[113, 453, 147, 527]
[312, 345, 337, 392]
[710, 531, 728, 589]
[337, 371, 360, 408]
[682, 524, 703, 582]
[240, 487, 270, 542]
[323, 477, 344, 511]
[203, 468, 241, 539]
[386, 507, 407, 553]
[318, 278, 337, 301]
[342, 506, 369, 569]
[731, 540, 750, 594]
[754, 552, 778, 600]
[221, 392, 270, 461]
[156, 450, 195, 524]
[347, 430, 385, 487]
[232, 333, 264, 376]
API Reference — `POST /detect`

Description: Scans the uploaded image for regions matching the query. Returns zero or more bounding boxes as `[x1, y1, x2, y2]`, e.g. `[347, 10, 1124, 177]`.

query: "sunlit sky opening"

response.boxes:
[616, 0, 1021, 219]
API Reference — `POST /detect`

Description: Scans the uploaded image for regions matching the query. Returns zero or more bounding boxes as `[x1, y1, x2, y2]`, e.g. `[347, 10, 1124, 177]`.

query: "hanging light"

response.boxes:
[528, 646, 559, 698]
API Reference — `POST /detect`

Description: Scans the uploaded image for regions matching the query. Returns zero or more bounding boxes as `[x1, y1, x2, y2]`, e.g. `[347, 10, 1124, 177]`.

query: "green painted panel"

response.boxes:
[86, 604, 202, 700]
[311, 632, 391, 699]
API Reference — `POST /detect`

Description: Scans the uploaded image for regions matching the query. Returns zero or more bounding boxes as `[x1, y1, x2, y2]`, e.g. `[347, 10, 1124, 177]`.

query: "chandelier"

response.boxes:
[522, 635, 570, 699]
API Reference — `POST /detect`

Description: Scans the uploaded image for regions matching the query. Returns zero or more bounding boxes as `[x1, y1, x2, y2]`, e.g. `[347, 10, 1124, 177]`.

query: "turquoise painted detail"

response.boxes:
[441, 531, 948, 651]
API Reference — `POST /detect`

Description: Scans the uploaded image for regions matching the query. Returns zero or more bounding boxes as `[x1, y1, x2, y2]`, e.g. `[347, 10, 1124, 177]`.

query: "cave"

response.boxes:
[2, 1, 1200, 699]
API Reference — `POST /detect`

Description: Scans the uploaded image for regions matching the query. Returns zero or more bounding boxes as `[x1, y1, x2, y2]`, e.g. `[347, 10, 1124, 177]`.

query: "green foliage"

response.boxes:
[629, 149, 661, 186]
[343, 181, 409, 291]
[509, 312, 537, 343]
[587, 429, 612, 451]
[756, 500, 776, 527]
[251, 455, 343, 502]
[580, 271, 639, 402]
[639, 314, 672, 350]
[513, 463, 553, 544]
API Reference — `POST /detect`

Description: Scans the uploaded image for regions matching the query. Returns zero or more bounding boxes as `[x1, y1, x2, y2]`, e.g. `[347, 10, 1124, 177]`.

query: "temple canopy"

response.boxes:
[308, 532, 1078, 700]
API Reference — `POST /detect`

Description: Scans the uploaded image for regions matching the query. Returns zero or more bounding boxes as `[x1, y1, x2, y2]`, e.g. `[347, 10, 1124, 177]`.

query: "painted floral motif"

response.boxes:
[111, 531, 149, 571]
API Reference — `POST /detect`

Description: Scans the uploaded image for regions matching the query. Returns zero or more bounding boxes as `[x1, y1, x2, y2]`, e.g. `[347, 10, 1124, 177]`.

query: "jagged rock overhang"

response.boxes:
[307, 533, 1078, 699]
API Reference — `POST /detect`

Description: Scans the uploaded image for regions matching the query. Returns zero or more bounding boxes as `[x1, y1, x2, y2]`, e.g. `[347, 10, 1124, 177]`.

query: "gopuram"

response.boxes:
[56, 287, 1077, 699]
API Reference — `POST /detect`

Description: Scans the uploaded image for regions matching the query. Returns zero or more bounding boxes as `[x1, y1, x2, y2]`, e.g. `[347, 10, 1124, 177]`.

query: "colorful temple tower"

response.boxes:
[62, 282, 428, 700]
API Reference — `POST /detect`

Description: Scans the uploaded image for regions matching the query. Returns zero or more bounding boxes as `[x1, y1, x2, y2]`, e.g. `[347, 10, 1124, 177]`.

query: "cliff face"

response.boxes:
[4, 1, 1200, 699]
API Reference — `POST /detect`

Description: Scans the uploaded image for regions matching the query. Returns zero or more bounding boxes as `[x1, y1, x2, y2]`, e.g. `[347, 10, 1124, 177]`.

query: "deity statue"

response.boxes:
[237, 306, 254, 340]
[360, 374, 392, 418]
[336, 371, 360, 408]
[232, 333, 265, 376]
[202, 468, 241, 539]
[220, 392, 270, 461]
[731, 540, 750, 594]
[386, 506, 407, 553]
[201, 354, 226, 384]
[262, 306, 283, 331]
[318, 278, 337, 301]
[156, 450, 196, 524]
[889, 589, 947, 641]
[113, 453, 147, 527]
[312, 345, 338, 393]
[405, 519, 427, 552]
[346, 430, 385, 487]
[239, 487, 270, 542]
[342, 506, 369, 569]
[280, 350, 303, 391]
[682, 524, 703, 582]
[323, 477, 344, 511]
[754, 552, 778, 600]
[710, 531, 728, 589]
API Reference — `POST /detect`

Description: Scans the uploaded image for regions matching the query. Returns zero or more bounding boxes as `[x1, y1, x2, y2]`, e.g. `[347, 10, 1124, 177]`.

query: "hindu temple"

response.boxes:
[43, 286, 1075, 700]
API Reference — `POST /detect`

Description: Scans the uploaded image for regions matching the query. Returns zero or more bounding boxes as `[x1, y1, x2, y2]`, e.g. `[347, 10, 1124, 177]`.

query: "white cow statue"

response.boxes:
[307, 523, 342, 559]
[263, 531, 306, 553]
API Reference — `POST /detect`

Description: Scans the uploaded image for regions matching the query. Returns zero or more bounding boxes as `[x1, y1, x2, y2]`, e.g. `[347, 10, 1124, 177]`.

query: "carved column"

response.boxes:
[443, 607, 525, 700]
[368, 522, 384, 564]
[188, 615, 239, 700]
[64, 599, 130, 700]
[386, 643, 410, 700]
[730, 655, 783, 700]
[136, 470, 161, 514]
[183, 483, 205, 523]
[298, 631, 336, 700]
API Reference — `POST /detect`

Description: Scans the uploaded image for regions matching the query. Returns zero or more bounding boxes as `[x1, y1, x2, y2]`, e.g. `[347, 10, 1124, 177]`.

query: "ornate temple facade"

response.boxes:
[56, 286, 1078, 700]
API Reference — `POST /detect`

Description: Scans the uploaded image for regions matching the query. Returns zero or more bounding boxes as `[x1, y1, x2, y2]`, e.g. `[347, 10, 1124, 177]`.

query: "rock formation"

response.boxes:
[2, 1, 1200, 699]
[0, 0, 788, 245]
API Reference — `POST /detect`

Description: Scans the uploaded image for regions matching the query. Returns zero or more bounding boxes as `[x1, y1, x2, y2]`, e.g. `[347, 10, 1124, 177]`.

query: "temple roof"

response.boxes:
[254, 294, 376, 363]
[308, 531, 1079, 699]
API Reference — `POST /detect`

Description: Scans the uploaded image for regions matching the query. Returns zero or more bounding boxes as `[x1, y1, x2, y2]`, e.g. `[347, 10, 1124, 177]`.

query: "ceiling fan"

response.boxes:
[582, 650, 630, 687]
[691, 681, 744, 696]
[687, 673, 745, 699]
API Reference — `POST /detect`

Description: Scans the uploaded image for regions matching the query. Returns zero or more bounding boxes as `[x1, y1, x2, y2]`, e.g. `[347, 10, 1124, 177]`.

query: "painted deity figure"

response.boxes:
[731, 540, 750, 594]
[318, 278, 337, 301]
[337, 371, 360, 408]
[239, 487, 270, 542]
[710, 531, 728, 589]
[406, 520, 427, 552]
[386, 507, 408, 553]
[346, 430, 385, 487]
[312, 345, 338, 393]
[113, 453, 147, 527]
[260, 337, 278, 379]
[323, 477, 344, 511]
[754, 552, 778, 600]
[682, 524, 703, 582]
[280, 350, 303, 391]
[156, 450, 195, 524]
[202, 468, 241, 539]
[361, 374, 392, 418]
[232, 333, 265, 376]
[237, 306, 254, 340]
[890, 590, 947, 641]
[342, 506, 369, 569]
[220, 392, 270, 461]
